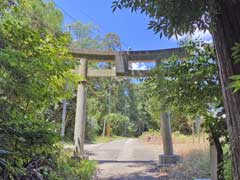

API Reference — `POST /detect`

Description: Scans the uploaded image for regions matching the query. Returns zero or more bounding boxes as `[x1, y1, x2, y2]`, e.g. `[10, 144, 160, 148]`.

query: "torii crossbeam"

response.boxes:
[71, 47, 186, 164]
[71, 47, 186, 77]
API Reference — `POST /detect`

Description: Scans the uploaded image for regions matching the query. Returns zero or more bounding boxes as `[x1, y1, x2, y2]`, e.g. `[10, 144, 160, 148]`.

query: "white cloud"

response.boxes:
[130, 62, 148, 70]
[172, 29, 213, 43]
[130, 62, 156, 70]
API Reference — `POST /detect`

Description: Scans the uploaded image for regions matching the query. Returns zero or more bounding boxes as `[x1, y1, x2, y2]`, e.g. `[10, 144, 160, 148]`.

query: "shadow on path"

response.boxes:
[95, 160, 161, 180]
[98, 160, 156, 164]
[99, 174, 161, 180]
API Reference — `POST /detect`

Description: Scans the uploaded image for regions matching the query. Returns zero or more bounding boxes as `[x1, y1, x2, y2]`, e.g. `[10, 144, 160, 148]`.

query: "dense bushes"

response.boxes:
[49, 149, 96, 180]
[0, 1, 96, 179]
[0, 118, 59, 178]
[0, 117, 96, 179]
[105, 113, 132, 136]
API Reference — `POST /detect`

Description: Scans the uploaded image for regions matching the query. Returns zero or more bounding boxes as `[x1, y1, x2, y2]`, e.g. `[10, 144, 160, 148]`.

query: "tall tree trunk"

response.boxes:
[211, 131, 224, 180]
[212, 1, 240, 179]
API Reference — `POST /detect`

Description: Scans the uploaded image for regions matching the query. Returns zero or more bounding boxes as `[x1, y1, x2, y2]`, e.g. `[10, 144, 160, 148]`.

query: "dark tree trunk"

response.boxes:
[212, 1, 240, 179]
[211, 132, 224, 180]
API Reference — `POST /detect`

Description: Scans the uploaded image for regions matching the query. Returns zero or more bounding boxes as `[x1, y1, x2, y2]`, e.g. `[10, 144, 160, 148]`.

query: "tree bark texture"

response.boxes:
[212, 1, 240, 179]
[211, 131, 224, 180]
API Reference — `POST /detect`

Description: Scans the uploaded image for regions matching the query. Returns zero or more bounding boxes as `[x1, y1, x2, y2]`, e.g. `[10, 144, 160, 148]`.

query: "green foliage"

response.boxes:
[230, 42, 240, 92]
[230, 75, 240, 92]
[105, 113, 131, 136]
[171, 113, 192, 135]
[0, 0, 86, 178]
[102, 33, 122, 51]
[223, 145, 233, 180]
[0, 0, 99, 179]
[93, 135, 126, 144]
[144, 39, 228, 137]
[19, 0, 63, 33]
[85, 117, 100, 142]
[0, 0, 19, 13]
[144, 96, 161, 130]
[52, 149, 96, 180]
[146, 40, 220, 115]
[232, 42, 240, 63]
[1, 118, 60, 179]
[143, 40, 224, 136]
[204, 113, 228, 145]
[67, 21, 102, 49]
[112, 0, 211, 38]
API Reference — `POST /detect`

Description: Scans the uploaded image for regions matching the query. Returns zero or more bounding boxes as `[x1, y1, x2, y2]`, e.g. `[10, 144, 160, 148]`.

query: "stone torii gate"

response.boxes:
[71, 47, 186, 164]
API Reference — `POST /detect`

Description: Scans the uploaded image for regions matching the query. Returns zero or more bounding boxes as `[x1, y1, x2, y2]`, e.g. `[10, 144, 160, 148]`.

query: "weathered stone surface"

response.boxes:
[87, 69, 116, 77]
[74, 58, 88, 158]
[71, 47, 186, 63]
[116, 53, 129, 76]
[71, 48, 186, 77]
[160, 112, 174, 155]
[71, 48, 116, 62]
[127, 48, 186, 62]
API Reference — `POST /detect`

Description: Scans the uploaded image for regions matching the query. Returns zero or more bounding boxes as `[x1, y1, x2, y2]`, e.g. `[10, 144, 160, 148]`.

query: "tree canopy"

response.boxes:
[112, 0, 211, 38]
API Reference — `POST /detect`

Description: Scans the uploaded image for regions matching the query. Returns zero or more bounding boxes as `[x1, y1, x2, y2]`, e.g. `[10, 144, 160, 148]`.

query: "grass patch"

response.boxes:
[62, 136, 127, 149]
[92, 135, 127, 144]
[180, 146, 210, 178]
[140, 131, 207, 144]
[140, 131, 210, 179]
[160, 147, 210, 179]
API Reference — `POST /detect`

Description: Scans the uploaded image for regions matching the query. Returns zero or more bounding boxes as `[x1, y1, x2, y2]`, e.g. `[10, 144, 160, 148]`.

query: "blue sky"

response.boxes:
[53, 0, 179, 51]
[53, 0, 212, 70]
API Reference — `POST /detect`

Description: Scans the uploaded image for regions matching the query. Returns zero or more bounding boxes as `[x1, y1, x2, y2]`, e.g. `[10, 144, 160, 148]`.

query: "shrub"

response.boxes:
[105, 113, 131, 136]
[49, 148, 97, 180]
[223, 144, 233, 180]
[0, 117, 60, 179]
[0, 117, 96, 179]
[85, 117, 100, 143]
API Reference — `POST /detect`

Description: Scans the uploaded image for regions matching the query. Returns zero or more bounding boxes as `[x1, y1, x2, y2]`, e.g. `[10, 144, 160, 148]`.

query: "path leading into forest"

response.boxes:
[85, 138, 163, 180]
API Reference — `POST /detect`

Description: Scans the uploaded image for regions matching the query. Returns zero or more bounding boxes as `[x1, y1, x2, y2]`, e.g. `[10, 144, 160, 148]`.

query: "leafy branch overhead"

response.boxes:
[112, 0, 211, 38]
[146, 40, 220, 115]
[230, 42, 240, 92]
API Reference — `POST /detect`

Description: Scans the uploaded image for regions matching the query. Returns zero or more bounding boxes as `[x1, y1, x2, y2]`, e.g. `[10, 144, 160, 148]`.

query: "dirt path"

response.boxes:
[85, 138, 163, 180]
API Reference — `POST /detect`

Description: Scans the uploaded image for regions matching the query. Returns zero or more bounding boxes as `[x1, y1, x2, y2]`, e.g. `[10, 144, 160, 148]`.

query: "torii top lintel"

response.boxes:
[71, 47, 186, 77]
[71, 47, 186, 62]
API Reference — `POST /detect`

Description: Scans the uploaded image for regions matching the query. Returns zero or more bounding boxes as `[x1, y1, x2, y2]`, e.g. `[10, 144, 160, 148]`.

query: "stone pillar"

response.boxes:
[161, 112, 174, 155]
[73, 58, 87, 158]
[61, 99, 67, 140]
[159, 112, 180, 165]
[61, 83, 69, 140]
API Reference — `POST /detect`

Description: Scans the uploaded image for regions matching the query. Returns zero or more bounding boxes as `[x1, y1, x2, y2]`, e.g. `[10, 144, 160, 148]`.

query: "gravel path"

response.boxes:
[84, 139, 208, 180]
[85, 138, 163, 180]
